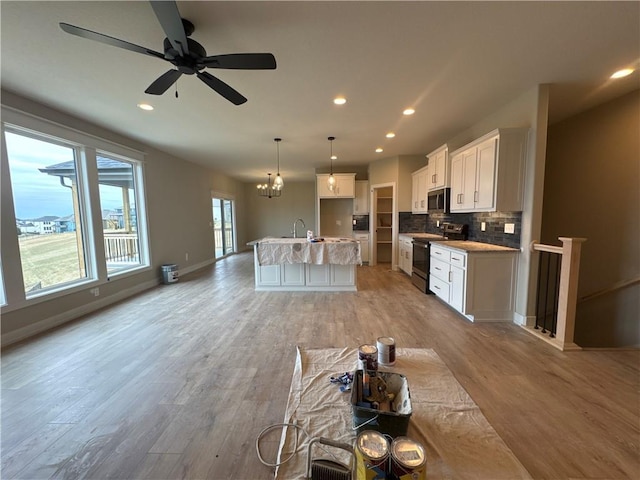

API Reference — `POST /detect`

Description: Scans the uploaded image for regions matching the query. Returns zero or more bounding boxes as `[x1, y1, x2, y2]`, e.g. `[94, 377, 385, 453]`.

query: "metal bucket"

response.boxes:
[161, 264, 179, 284]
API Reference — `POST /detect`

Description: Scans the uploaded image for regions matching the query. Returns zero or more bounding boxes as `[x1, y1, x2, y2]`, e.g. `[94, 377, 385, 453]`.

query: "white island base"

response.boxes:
[253, 250, 357, 291]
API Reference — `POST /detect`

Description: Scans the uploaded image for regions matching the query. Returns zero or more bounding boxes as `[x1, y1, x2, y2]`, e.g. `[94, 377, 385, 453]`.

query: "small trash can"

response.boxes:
[161, 264, 179, 284]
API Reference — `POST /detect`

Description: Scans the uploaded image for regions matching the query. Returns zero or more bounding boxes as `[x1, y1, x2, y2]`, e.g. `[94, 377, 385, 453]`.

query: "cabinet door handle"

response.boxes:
[474, 191, 479, 202]
[432, 174, 436, 184]
[448, 271, 452, 282]
[433, 285, 440, 290]
[435, 267, 441, 271]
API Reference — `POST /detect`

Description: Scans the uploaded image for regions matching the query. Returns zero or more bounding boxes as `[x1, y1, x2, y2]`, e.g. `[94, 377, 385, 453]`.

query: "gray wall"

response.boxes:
[1, 91, 246, 345]
[243, 181, 316, 243]
[542, 89, 640, 347]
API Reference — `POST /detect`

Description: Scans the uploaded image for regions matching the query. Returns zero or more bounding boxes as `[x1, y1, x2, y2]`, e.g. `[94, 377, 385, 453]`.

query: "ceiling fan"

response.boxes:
[59, 1, 276, 105]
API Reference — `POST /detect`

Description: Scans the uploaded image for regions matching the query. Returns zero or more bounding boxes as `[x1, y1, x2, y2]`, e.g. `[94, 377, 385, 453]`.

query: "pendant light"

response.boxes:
[257, 138, 284, 198]
[327, 136, 336, 191]
[273, 138, 284, 190]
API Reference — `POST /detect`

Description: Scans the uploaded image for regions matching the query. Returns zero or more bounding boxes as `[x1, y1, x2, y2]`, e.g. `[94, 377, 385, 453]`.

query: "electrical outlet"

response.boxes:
[90, 287, 99, 297]
[504, 223, 515, 234]
[481, 222, 486, 231]
[185, 252, 189, 261]
[336, 220, 342, 226]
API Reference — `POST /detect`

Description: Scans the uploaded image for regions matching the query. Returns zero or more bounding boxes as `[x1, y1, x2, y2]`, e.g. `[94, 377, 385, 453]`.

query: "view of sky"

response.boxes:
[5, 131, 122, 219]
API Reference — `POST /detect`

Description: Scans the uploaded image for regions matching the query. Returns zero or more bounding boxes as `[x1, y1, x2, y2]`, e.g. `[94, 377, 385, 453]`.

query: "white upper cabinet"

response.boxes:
[316, 173, 356, 198]
[354, 180, 369, 214]
[411, 166, 429, 214]
[426, 145, 450, 191]
[450, 128, 528, 213]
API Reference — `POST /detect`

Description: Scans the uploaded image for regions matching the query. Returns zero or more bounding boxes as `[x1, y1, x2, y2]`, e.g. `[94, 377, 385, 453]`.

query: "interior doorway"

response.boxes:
[370, 182, 397, 267]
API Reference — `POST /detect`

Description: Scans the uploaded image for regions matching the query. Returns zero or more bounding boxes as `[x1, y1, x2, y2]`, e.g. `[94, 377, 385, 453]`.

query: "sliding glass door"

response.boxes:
[212, 197, 235, 259]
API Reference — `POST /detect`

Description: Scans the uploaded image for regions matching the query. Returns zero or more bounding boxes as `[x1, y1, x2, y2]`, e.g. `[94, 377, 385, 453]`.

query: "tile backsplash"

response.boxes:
[399, 211, 522, 248]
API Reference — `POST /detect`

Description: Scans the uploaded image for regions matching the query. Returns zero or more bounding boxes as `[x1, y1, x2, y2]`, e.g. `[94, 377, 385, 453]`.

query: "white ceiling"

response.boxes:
[1, 1, 638, 183]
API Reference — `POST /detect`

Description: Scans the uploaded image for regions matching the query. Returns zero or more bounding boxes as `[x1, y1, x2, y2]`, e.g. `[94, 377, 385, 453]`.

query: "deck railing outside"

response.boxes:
[104, 233, 139, 263]
[214, 227, 234, 258]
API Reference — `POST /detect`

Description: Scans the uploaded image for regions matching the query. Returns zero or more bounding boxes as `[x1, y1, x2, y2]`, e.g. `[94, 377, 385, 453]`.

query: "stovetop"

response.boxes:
[411, 223, 469, 243]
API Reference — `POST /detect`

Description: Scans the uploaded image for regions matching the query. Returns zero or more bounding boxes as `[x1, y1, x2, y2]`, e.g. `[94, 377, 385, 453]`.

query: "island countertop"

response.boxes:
[248, 236, 362, 266]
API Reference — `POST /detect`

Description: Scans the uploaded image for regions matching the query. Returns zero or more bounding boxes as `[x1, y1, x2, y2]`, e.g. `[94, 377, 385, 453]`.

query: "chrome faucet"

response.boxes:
[292, 218, 306, 238]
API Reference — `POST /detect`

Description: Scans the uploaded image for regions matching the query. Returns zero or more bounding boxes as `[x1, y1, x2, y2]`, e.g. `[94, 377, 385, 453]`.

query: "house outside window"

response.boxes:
[1, 110, 150, 306]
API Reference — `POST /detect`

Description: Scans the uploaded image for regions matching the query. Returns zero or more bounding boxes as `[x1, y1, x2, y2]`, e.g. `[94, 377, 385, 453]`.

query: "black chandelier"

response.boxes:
[257, 138, 284, 198]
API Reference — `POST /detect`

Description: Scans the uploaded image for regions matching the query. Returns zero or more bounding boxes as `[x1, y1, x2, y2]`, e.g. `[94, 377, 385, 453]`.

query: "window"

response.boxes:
[212, 196, 235, 258]
[5, 131, 90, 295]
[97, 154, 145, 274]
[1, 110, 150, 308]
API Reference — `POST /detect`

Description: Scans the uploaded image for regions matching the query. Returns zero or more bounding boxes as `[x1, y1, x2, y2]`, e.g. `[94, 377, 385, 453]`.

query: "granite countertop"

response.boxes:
[247, 236, 362, 265]
[247, 236, 357, 246]
[430, 240, 520, 253]
[399, 232, 444, 240]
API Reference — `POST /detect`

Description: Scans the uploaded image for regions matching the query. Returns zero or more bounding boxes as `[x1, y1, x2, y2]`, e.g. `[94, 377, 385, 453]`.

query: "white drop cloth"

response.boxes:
[256, 238, 362, 266]
[273, 347, 532, 480]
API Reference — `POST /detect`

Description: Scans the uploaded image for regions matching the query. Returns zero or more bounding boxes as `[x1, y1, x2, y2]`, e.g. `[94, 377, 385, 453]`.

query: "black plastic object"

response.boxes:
[59, 1, 276, 104]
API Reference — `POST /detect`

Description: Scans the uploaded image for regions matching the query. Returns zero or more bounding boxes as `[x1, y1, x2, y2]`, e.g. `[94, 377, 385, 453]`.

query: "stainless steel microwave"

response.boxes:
[427, 188, 450, 213]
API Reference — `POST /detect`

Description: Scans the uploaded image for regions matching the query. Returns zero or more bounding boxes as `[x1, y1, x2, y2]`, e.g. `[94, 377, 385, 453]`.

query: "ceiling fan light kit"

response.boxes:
[59, 0, 276, 105]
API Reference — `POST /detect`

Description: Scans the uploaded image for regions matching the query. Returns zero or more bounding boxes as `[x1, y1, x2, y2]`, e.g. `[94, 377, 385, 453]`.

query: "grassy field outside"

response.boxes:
[18, 233, 85, 292]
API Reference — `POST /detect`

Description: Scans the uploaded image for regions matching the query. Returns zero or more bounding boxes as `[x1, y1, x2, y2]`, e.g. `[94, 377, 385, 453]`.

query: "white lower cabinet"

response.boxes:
[306, 264, 331, 286]
[257, 264, 281, 286]
[253, 249, 357, 291]
[354, 233, 369, 264]
[429, 243, 517, 322]
[281, 263, 305, 286]
[398, 235, 413, 275]
[332, 264, 356, 285]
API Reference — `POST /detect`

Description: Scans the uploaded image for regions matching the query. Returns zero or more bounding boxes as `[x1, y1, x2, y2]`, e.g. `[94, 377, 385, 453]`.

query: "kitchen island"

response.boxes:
[247, 237, 362, 291]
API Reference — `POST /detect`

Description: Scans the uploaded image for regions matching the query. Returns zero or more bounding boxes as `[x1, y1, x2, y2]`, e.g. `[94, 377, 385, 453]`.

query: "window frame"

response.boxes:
[0, 106, 151, 313]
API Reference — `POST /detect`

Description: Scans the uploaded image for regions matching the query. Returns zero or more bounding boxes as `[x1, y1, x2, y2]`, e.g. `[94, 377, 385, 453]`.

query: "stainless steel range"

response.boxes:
[411, 223, 468, 293]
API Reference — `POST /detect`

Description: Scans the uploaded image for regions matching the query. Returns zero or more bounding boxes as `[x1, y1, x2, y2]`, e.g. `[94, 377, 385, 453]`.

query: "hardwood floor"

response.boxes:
[2, 252, 638, 479]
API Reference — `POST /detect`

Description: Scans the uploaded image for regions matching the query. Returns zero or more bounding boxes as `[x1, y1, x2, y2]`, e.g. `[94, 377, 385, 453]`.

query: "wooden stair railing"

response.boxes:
[527, 237, 587, 351]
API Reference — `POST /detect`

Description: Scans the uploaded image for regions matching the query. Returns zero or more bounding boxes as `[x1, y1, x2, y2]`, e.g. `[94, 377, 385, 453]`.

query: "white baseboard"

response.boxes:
[1, 259, 219, 347]
[1, 278, 159, 347]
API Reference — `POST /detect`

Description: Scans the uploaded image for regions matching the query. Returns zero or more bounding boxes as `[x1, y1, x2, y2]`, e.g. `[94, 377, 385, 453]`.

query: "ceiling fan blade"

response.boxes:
[200, 53, 277, 70]
[59, 23, 164, 60]
[149, 1, 189, 57]
[196, 72, 247, 105]
[145, 70, 183, 95]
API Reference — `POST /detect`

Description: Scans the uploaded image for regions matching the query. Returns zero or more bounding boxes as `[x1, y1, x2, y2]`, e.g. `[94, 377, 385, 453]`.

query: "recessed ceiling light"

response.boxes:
[386, 132, 396, 138]
[403, 108, 415, 115]
[375, 147, 383, 153]
[333, 97, 347, 105]
[137, 103, 154, 111]
[610, 68, 634, 79]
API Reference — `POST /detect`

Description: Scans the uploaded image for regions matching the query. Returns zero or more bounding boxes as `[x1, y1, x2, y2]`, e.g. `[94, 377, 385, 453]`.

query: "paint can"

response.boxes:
[390, 437, 427, 480]
[358, 344, 378, 371]
[355, 430, 389, 480]
[376, 337, 396, 366]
